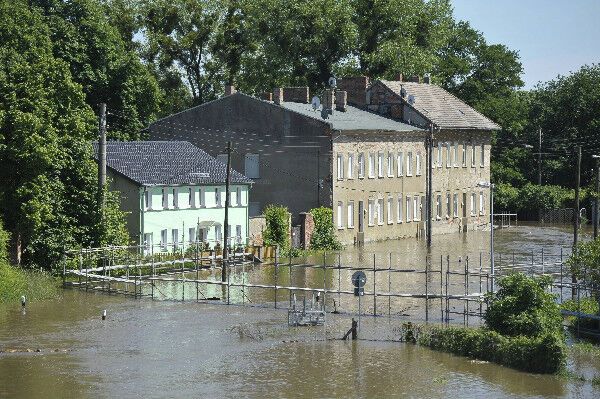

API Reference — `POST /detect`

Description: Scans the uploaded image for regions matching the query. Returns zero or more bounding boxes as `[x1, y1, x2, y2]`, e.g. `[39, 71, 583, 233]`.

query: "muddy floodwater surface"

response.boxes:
[2, 225, 600, 398]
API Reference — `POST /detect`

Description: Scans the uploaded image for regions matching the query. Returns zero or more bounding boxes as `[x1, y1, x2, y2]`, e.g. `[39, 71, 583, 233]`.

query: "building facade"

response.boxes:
[96, 141, 251, 252]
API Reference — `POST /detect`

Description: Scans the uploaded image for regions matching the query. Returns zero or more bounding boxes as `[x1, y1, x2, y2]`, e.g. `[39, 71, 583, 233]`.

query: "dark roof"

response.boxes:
[93, 141, 252, 186]
[280, 101, 421, 132]
[378, 80, 501, 130]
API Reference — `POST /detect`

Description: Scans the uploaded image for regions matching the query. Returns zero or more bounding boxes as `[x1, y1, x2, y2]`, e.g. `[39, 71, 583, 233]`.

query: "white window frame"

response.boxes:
[199, 188, 205, 207]
[437, 142, 442, 167]
[470, 193, 476, 216]
[406, 152, 413, 176]
[188, 227, 196, 243]
[235, 225, 242, 244]
[387, 197, 394, 224]
[347, 201, 354, 228]
[446, 193, 451, 218]
[397, 195, 403, 223]
[215, 188, 221, 207]
[453, 142, 458, 167]
[236, 186, 241, 206]
[480, 144, 485, 167]
[377, 198, 384, 225]
[347, 153, 354, 179]
[172, 188, 178, 208]
[160, 229, 168, 251]
[162, 188, 168, 209]
[387, 152, 394, 177]
[377, 152, 384, 178]
[337, 201, 344, 229]
[368, 153, 375, 178]
[215, 224, 222, 242]
[337, 154, 344, 180]
[471, 144, 476, 167]
[413, 196, 420, 221]
[480, 191, 485, 215]
[397, 152, 404, 176]
[406, 196, 412, 222]
[145, 190, 152, 210]
[416, 153, 422, 176]
[462, 143, 467, 167]
[188, 188, 194, 208]
[358, 153, 365, 178]
[368, 200, 375, 226]
[436, 194, 442, 220]
[172, 229, 179, 250]
[446, 143, 451, 168]
[453, 193, 459, 218]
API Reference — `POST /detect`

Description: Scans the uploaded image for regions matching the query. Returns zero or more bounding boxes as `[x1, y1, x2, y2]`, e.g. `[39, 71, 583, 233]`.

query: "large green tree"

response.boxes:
[0, 0, 128, 269]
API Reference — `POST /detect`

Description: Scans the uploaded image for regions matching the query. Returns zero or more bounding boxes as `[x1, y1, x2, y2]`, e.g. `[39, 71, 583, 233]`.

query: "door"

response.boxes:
[358, 201, 364, 232]
[462, 193, 467, 217]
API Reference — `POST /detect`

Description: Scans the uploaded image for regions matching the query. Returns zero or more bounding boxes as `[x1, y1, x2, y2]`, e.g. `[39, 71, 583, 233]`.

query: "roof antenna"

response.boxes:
[328, 76, 337, 89]
[311, 96, 321, 111]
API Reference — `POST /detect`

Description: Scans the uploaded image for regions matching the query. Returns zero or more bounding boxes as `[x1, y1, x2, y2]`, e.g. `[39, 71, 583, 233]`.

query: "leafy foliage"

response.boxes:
[309, 207, 342, 250]
[568, 238, 600, 298]
[485, 274, 563, 337]
[263, 204, 290, 250]
[561, 297, 600, 330]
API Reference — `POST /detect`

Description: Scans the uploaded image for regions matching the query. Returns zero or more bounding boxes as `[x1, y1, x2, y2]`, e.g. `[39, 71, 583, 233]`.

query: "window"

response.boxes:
[172, 229, 179, 250]
[406, 152, 413, 176]
[145, 190, 152, 210]
[188, 188, 194, 207]
[368, 200, 375, 226]
[347, 201, 354, 228]
[432, 146, 437, 169]
[462, 143, 467, 166]
[358, 153, 365, 178]
[397, 152, 404, 176]
[236, 187, 241, 206]
[437, 142, 442, 166]
[471, 144, 476, 167]
[378, 152, 384, 177]
[446, 143, 451, 167]
[470, 193, 476, 216]
[480, 144, 485, 166]
[217, 154, 228, 164]
[453, 193, 458, 218]
[188, 227, 196, 243]
[446, 193, 451, 218]
[480, 191, 485, 214]
[413, 196, 420, 221]
[368, 153, 375, 178]
[436, 194, 442, 219]
[347, 154, 354, 179]
[387, 152, 394, 177]
[215, 188, 220, 207]
[244, 153, 260, 178]
[215, 225, 222, 242]
[416, 153, 422, 176]
[235, 225, 242, 244]
[162, 188, 168, 209]
[172, 188, 178, 208]
[199, 188, 205, 207]
[397, 195, 403, 223]
[406, 196, 412, 222]
[377, 198, 384, 225]
[161, 229, 168, 251]
[337, 154, 344, 180]
[337, 201, 344, 229]
[453, 142, 458, 167]
[387, 197, 394, 224]
[143, 233, 153, 255]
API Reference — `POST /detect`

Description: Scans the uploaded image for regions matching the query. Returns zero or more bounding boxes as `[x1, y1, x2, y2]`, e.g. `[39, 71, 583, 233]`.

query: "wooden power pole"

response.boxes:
[573, 145, 581, 297]
[98, 103, 107, 219]
[222, 141, 233, 283]
[595, 156, 600, 239]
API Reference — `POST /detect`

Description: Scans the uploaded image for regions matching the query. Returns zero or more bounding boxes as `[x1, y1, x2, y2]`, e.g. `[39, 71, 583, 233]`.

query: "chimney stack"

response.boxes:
[337, 76, 369, 107]
[408, 75, 421, 83]
[395, 73, 403, 82]
[224, 85, 236, 96]
[323, 89, 335, 111]
[261, 92, 273, 101]
[273, 88, 283, 105]
[335, 90, 347, 112]
[282, 87, 310, 103]
[423, 75, 431, 84]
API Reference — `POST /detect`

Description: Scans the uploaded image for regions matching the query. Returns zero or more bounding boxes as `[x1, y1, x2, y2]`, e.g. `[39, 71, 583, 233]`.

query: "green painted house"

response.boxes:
[95, 141, 252, 252]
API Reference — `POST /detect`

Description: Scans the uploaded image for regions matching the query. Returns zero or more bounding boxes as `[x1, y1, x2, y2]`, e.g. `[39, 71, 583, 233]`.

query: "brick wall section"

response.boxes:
[338, 76, 369, 107]
[282, 87, 310, 103]
[273, 88, 283, 105]
[261, 92, 272, 101]
[299, 212, 314, 249]
[335, 90, 347, 112]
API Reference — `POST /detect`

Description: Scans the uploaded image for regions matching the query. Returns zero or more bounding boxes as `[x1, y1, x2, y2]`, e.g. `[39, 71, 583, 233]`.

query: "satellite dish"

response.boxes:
[328, 76, 337, 88]
[311, 95, 321, 111]
[408, 94, 415, 105]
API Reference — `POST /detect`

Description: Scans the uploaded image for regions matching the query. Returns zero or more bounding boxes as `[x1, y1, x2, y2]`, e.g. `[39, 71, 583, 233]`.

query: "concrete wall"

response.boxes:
[148, 94, 332, 222]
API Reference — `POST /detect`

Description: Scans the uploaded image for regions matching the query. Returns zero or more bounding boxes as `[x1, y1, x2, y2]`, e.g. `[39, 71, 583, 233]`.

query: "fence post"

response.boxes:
[425, 254, 429, 322]
[445, 255, 450, 324]
[466, 256, 470, 327]
[389, 253, 392, 318]
[560, 247, 564, 302]
[338, 253, 342, 310]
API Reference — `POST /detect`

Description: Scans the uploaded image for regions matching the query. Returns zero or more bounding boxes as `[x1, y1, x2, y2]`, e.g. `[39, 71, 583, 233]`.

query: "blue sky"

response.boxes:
[451, 0, 600, 89]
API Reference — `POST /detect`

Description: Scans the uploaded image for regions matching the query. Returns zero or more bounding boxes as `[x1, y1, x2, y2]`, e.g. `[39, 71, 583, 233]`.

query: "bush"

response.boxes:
[309, 207, 341, 250]
[263, 204, 290, 250]
[561, 297, 600, 330]
[0, 219, 9, 264]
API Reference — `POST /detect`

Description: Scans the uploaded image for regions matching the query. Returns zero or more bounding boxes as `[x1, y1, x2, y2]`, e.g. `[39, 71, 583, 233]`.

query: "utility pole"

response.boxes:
[426, 124, 434, 248]
[98, 103, 107, 220]
[573, 145, 581, 297]
[222, 141, 233, 283]
[317, 149, 321, 206]
[593, 155, 600, 240]
[537, 127, 543, 221]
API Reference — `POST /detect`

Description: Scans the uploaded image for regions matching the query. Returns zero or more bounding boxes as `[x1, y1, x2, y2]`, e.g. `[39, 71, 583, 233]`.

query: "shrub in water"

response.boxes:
[309, 207, 341, 250]
[263, 204, 290, 251]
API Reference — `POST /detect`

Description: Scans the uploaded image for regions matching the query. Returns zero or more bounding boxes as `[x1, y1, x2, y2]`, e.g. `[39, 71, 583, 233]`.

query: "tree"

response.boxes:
[263, 204, 290, 250]
[0, 0, 128, 269]
[309, 207, 341, 250]
[31, 0, 161, 140]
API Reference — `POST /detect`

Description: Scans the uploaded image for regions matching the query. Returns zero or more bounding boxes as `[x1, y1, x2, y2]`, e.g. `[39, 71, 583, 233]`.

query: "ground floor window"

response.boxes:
[236, 225, 242, 244]
[188, 227, 196, 243]
[161, 229, 168, 251]
[413, 196, 420, 221]
[347, 202, 354, 228]
[453, 193, 458, 218]
[436, 194, 441, 219]
[480, 191, 485, 214]
[368, 200, 375, 226]
[215, 225, 222, 242]
[172, 229, 179, 250]
[337, 201, 344, 229]
[406, 196, 412, 222]
[397, 195, 403, 223]
[377, 198, 384, 225]
[387, 197, 394, 224]
[471, 193, 476, 216]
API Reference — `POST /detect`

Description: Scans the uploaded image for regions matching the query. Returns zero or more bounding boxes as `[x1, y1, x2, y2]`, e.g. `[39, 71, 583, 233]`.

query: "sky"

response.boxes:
[451, 0, 600, 89]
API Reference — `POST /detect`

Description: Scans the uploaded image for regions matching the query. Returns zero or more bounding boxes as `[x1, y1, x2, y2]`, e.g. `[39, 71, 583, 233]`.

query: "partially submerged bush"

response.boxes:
[309, 207, 341, 250]
[561, 297, 600, 330]
[263, 204, 290, 251]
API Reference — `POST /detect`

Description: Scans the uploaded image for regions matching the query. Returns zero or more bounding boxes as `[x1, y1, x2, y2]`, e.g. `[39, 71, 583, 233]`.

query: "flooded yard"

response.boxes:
[1, 225, 599, 398]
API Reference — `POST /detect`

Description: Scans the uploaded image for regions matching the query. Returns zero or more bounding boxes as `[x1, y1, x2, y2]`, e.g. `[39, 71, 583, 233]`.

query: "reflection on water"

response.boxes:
[1, 225, 599, 398]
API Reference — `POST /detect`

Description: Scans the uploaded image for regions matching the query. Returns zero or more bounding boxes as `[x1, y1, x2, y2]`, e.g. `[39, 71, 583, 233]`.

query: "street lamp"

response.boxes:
[477, 181, 495, 291]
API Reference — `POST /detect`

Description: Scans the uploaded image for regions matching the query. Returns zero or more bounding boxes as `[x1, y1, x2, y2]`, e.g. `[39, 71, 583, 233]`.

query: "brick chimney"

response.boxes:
[224, 85, 236, 96]
[395, 73, 403, 82]
[273, 88, 283, 105]
[423, 75, 431, 84]
[323, 89, 335, 111]
[261, 92, 273, 101]
[335, 90, 347, 112]
[282, 87, 310, 103]
[337, 76, 369, 107]
[408, 75, 421, 83]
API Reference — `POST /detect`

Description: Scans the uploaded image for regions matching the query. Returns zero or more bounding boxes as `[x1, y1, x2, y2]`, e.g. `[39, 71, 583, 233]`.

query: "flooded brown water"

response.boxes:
[2, 225, 600, 398]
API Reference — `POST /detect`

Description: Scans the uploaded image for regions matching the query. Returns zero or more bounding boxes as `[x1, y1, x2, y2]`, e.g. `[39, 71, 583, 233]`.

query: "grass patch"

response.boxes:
[570, 341, 600, 359]
[0, 263, 59, 304]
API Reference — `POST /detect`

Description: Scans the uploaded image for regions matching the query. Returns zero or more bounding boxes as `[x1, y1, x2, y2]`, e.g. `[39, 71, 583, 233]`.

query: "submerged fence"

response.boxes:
[62, 245, 599, 332]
